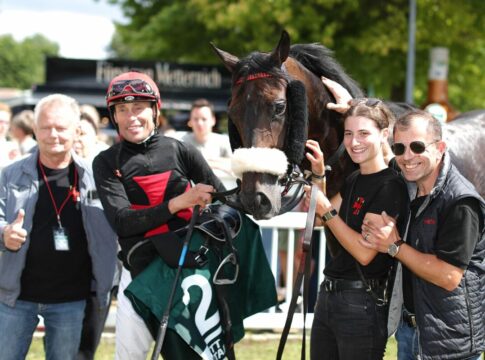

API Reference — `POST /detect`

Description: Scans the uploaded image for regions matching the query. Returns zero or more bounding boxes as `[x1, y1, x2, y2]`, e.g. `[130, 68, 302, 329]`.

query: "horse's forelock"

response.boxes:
[234, 52, 288, 84]
[230, 52, 289, 102]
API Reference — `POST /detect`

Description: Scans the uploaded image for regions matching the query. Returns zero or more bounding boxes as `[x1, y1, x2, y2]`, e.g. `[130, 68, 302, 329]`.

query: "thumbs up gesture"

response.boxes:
[4, 209, 27, 252]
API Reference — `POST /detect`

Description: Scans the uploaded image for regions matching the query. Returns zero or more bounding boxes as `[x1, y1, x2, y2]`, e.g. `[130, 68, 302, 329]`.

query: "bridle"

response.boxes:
[210, 166, 310, 217]
[225, 68, 344, 216]
[223, 70, 308, 215]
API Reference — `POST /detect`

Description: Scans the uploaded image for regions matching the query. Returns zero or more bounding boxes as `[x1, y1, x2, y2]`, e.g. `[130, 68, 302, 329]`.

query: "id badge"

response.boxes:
[53, 226, 70, 251]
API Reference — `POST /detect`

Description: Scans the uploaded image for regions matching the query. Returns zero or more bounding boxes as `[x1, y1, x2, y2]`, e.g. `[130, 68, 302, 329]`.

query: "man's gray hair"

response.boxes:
[34, 94, 81, 125]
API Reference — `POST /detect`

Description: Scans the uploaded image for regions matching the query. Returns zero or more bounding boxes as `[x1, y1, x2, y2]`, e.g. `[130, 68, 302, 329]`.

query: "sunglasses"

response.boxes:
[108, 79, 154, 98]
[391, 140, 439, 156]
[349, 98, 382, 108]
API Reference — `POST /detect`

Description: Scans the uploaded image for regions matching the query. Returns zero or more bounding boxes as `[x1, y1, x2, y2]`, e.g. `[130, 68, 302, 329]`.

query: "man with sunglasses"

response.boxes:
[363, 110, 484, 360]
[93, 71, 224, 359]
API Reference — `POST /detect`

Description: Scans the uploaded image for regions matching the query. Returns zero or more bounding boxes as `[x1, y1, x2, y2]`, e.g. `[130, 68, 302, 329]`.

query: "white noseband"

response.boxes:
[231, 147, 288, 179]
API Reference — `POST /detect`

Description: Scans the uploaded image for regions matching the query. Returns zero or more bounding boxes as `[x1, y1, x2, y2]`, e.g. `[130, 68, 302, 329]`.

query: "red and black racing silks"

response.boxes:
[93, 133, 225, 274]
[130, 171, 193, 237]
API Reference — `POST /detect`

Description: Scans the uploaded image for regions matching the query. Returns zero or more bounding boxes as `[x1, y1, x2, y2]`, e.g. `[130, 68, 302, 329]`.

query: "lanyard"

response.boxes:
[38, 157, 79, 227]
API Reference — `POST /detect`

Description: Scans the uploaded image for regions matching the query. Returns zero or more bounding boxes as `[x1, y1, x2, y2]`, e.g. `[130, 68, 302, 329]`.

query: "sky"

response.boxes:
[0, 0, 125, 59]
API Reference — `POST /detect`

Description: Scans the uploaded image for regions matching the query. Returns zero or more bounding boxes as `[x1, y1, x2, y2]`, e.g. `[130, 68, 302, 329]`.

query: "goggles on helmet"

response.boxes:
[107, 79, 156, 100]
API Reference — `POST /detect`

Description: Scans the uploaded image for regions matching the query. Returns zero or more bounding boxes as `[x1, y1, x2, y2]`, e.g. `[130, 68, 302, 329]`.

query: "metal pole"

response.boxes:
[405, 0, 417, 104]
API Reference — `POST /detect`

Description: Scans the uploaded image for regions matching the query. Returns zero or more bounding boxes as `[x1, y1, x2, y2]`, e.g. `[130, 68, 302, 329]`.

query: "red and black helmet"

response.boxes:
[106, 71, 162, 131]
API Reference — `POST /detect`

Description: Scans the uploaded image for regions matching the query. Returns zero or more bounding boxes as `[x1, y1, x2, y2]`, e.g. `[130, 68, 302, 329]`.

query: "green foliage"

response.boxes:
[107, 0, 485, 111]
[0, 34, 59, 90]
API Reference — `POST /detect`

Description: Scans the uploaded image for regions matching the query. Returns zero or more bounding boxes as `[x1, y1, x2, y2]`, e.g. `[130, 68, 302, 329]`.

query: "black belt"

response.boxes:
[402, 309, 417, 328]
[323, 277, 385, 292]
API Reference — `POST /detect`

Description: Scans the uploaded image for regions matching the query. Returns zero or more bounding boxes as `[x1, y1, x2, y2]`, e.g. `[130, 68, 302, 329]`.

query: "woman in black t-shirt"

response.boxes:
[304, 98, 409, 360]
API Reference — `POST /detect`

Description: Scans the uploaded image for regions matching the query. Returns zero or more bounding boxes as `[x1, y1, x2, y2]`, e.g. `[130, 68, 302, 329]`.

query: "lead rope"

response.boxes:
[276, 184, 318, 360]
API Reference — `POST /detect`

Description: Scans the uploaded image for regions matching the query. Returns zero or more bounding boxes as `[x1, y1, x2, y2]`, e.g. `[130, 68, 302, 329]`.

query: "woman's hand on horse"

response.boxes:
[168, 183, 214, 213]
[305, 140, 325, 177]
[321, 76, 353, 114]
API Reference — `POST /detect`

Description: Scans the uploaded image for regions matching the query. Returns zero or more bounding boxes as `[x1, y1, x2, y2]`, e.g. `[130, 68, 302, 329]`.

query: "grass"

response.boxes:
[26, 332, 398, 359]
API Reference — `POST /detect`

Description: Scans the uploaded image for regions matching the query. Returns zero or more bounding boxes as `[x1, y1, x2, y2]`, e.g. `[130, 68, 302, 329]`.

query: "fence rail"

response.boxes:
[244, 212, 326, 329]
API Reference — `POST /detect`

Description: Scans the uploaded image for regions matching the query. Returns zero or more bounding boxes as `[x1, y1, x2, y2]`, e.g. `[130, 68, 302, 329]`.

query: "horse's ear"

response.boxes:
[210, 43, 239, 74]
[270, 30, 291, 67]
[285, 80, 308, 165]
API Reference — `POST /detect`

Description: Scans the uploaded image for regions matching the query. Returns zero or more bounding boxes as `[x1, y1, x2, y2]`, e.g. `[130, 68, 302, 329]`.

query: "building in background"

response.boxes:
[1, 57, 232, 136]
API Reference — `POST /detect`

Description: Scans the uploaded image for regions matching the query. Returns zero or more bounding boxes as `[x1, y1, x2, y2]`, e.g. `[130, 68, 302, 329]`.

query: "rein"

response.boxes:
[211, 182, 242, 202]
[211, 180, 245, 212]
[278, 165, 310, 215]
[276, 184, 319, 360]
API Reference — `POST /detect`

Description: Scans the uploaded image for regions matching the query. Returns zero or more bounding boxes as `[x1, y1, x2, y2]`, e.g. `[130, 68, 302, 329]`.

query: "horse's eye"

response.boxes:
[274, 101, 286, 118]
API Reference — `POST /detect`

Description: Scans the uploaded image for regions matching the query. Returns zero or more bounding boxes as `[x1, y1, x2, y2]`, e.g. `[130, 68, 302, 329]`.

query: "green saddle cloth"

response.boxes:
[125, 214, 277, 359]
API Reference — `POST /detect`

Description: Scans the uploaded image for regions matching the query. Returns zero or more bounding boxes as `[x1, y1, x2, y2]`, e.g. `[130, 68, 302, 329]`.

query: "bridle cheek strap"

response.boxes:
[231, 148, 288, 179]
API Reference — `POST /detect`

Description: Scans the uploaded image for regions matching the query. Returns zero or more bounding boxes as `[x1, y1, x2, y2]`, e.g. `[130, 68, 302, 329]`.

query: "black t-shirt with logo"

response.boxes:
[19, 162, 92, 303]
[402, 196, 481, 313]
[324, 168, 409, 280]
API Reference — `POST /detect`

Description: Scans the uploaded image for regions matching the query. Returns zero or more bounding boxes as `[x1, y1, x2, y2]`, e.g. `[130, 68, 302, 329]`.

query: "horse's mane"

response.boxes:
[233, 43, 365, 101]
[289, 43, 364, 98]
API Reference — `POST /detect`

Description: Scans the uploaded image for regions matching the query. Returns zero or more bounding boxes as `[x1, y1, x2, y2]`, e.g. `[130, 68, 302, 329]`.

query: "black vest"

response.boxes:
[409, 154, 485, 359]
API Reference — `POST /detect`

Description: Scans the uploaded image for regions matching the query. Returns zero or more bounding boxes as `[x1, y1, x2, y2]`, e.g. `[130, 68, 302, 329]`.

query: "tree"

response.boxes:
[107, 0, 485, 111]
[0, 34, 59, 90]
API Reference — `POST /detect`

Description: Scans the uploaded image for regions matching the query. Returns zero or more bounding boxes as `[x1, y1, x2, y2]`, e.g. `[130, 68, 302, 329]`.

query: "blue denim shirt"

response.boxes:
[0, 150, 118, 307]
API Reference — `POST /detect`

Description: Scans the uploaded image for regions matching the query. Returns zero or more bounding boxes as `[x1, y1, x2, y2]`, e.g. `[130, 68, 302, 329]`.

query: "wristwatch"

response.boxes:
[387, 239, 405, 257]
[321, 208, 337, 222]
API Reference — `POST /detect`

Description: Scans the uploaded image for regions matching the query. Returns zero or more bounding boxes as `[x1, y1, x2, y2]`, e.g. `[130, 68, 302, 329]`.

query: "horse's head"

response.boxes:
[212, 31, 309, 219]
[212, 31, 366, 219]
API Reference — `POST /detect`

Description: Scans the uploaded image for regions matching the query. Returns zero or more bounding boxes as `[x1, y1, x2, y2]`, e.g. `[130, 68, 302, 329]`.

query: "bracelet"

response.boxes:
[311, 172, 325, 180]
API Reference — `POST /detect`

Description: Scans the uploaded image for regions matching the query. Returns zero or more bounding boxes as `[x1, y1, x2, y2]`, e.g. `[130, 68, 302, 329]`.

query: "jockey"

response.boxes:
[93, 71, 224, 360]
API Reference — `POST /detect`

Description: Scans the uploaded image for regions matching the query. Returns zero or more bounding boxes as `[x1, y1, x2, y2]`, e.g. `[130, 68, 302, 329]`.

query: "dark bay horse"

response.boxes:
[212, 31, 485, 219]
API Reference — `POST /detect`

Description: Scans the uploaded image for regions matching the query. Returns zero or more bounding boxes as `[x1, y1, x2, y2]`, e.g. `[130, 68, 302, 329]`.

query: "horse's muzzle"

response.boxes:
[240, 172, 281, 220]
